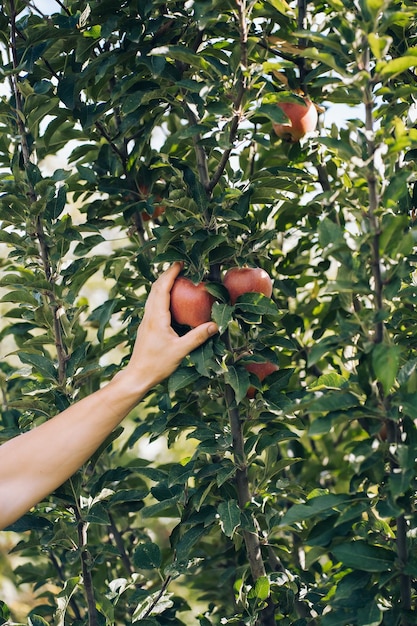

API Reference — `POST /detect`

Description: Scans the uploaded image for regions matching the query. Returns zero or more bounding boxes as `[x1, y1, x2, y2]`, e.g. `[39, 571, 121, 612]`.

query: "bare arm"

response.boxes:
[0, 263, 218, 530]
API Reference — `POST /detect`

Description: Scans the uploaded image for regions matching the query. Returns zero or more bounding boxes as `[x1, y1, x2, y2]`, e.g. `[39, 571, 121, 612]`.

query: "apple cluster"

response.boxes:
[170, 266, 273, 327]
[170, 266, 278, 398]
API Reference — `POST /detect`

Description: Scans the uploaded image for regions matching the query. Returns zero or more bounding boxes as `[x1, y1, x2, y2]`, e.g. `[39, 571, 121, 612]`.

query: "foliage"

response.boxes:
[1, 0, 417, 624]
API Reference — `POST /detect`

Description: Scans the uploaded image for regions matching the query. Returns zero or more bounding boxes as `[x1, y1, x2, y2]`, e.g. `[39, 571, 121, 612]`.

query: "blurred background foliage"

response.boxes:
[1, 0, 417, 624]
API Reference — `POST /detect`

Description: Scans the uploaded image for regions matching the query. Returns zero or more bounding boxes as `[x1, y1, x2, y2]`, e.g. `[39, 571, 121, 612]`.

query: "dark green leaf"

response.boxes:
[133, 542, 162, 570]
[333, 541, 395, 572]
[217, 500, 241, 538]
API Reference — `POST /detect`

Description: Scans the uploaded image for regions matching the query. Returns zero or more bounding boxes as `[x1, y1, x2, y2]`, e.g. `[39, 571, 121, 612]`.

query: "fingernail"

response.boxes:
[207, 323, 218, 336]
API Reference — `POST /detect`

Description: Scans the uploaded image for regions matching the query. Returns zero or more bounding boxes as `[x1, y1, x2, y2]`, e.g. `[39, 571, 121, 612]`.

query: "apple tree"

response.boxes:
[1, 0, 417, 624]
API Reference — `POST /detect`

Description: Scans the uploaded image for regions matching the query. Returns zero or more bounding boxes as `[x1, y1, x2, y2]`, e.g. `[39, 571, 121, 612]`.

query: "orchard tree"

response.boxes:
[1, 0, 417, 624]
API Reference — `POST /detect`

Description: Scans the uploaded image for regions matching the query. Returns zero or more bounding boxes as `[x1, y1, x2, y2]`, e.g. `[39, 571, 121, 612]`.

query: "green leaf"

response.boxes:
[168, 366, 201, 393]
[234, 292, 279, 317]
[168, 462, 194, 487]
[279, 494, 352, 526]
[372, 343, 402, 394]
[265, 0, 294, 14]
[217, 500, 241, 538]
[379, 55, 417, 79]
[307, 390, 359, 413]
[224, 365, 251, 405]
[175, 525, 207, 561]
[133, 542, 162, 570]
[132, 590, 173, 622]
[140, 497, 180, 518]
[322, 611, 356, 626]
[254, 576, 270, 601]
[357, 601, 383, 626]
[0, 289, 40, 306]
[85, 502, 110, 525]
[150, 45, 221, 75]
[368, 33, 392, 60]
[0, 601, 10, 622]
[333, 541, 395, 572]
[211, 301, 233, 332]
[318, 217, 346, 249]
[88, 299, 117, 344]
[18, 352, 57, 381]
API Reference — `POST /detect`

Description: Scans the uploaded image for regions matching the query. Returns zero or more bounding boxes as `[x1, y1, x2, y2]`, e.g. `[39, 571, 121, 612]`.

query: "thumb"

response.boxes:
[178, 322, 218, 356]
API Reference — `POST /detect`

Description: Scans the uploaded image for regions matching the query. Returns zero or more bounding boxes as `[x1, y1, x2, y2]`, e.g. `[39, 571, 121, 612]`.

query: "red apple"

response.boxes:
[170, 276, 216, 328]
[138, 184, 166, 222]
[272, 98, 318, 143]
[244, 361, 279, 399]
[223, 267, 273, 305]
[141, 201, 165, 222]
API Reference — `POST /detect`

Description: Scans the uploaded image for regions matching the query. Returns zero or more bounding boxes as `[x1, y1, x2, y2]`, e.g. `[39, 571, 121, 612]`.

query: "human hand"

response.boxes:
[122, 263, 218, 395]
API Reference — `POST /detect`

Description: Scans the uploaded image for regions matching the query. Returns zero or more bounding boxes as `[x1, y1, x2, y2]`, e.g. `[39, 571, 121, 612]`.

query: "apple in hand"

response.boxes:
[272, 98, 318, 143]
[223, 266, 273, 305]
[244, 361, 279, 399]
[170, 276, 216, 328]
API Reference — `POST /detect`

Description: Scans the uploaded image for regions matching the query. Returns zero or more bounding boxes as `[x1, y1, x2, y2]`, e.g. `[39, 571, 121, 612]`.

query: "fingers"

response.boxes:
[145, 263, 219, 355]
[145, 262, 183, 313]
[178, 321, 219, 357]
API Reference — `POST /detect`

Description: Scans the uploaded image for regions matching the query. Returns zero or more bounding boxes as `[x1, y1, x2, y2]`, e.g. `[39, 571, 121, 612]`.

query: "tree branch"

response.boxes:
[363, 47, 383, 345]
[363, 42, 413, 621]
[9, 0, 68, 385]
[208, 0, 249, 194]
[108, 512, 133, 576]
[397, 513, 412, 625]
[74, 503, 99, 626]
[296, 0, 308, 93]
[225, 384, 276, 626]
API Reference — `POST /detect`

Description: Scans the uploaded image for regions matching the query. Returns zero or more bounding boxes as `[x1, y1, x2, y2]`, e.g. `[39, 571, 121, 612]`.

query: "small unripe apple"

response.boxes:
[223, 266, 273, 305]
[244, 361, 279, 399]
[272, 98, 318, 143]
[170, 276, 216, 328]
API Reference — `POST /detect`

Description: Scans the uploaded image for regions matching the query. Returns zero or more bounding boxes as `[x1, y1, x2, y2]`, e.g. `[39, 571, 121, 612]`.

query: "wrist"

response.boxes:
[107, 366, 153, 408]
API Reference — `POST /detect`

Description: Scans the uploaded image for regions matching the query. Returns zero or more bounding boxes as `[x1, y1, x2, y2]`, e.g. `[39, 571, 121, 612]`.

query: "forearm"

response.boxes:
[0, 263, 218, 531]
[0, 369, 148, 530]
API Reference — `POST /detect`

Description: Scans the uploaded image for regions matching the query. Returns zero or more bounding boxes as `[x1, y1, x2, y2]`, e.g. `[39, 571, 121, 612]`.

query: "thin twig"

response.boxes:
[208, 0, 249, 193]
[108, 512, 133, 576]
[141, 575, 172, 620]
[49, 550, 83, 621]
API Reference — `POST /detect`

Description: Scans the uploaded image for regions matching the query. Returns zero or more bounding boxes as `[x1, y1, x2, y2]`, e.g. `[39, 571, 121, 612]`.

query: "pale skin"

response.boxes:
[0, 262, 218, 530]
